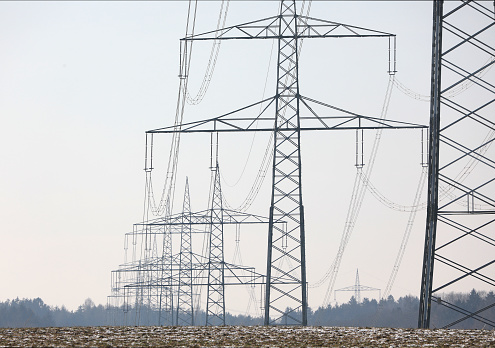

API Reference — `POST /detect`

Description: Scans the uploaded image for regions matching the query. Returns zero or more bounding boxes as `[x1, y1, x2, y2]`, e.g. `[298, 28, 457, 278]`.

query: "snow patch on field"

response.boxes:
[0, 326, 494, 347]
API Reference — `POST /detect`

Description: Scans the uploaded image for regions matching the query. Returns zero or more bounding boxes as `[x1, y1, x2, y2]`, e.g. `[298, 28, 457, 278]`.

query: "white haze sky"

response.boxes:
[0, 1, 487, 313]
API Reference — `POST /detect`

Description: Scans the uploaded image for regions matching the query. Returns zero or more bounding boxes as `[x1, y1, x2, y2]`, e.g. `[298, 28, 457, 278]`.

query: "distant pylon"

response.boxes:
[355, 270, 361, 304]
[206, 163, 226, 326]
[158, 198, 174, 326]
[176, 178, 194, 326]
[334, 269, 380, 304]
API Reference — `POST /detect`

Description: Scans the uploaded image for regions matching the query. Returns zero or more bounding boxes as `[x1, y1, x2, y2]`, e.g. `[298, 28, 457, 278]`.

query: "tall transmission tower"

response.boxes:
[356, 270, 361, 304]
[158, 204, 174, 326]
[176, 178, 194, 326]
[206, 163, 227, 326]
[419, 0, 495, 329]
[150, 0, 426, 325]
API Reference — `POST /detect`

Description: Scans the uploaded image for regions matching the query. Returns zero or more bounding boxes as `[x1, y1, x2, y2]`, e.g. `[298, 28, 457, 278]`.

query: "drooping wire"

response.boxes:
[314, 54, 495, 313]
[146, 0, 199, 218]
[222, 133, 274, 213]
[312, 75, 395, 312]
[135, 136, 156, 324]
[437, 126, 495, 211]
[220, 38, 276, 190]
[237, 139, 274, 212]
[393, 55, 495, 102]
[132, 0, 200, 325]
[393, 78, 430, 102]
[378, 56, 495, 300]
[230, 224, 262, 318]
[369, 57, 495, 212]
[186, 0, 230, 105]
[360, 171, 428, 212]
[382, 165, 428, 300]
[222, 0, 313, 212]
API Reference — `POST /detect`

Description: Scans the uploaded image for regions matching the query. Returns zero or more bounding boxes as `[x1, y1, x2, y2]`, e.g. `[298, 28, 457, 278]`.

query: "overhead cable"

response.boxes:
[312, 75, 395, 304]
[186, 0, 230, 105]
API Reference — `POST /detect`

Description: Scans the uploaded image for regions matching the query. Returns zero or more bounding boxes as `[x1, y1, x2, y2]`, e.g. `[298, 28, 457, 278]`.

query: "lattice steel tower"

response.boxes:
[206, 163, 227, 326]
[176, 178, 194, 326]
[419, 0, 495, 329]
[150, 0, 425, 325]
[334, 269, 381, 304]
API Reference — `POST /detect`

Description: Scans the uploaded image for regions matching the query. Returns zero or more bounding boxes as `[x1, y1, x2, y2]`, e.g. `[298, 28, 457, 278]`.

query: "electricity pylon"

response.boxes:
[206, 163, 227, 326]
[176, 178, 194, 326]
[334, 269, 381, 304]
[109, 172, 283, 326]
[149, 0, 425, 325]
[158, 203, 174, 326]
[418, 0, 495, 329]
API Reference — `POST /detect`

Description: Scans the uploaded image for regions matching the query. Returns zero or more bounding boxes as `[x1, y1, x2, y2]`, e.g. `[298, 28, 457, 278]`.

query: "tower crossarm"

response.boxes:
[117, 261, 273, 286]
[180, 15, 395, 42]
[147, 116, 426, 134]
[132, 208, 283, 229]
[147, 94, 426, 134]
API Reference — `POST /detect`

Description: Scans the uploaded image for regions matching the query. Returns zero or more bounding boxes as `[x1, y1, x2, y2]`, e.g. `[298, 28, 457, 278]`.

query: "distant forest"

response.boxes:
[0, 290, 493, 329]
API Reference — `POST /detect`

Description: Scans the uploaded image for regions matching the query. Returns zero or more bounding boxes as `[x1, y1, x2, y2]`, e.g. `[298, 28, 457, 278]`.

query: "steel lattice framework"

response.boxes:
[158, 203, 174, 326]
[176, 178, 194, 326]
[419, 0, 495, 329]
[149, 0, 426, 325]
[206, 164, 227, 326]
[108, 174, 286, 326]
[334, 269, 381, 304]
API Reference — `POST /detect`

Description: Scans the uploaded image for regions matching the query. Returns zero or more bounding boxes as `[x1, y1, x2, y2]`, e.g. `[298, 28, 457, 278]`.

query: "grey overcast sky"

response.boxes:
[0, 1, 489, 313]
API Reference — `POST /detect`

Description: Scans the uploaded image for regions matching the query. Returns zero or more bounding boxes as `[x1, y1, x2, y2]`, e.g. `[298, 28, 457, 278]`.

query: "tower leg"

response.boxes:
[418, 0, 443, 329]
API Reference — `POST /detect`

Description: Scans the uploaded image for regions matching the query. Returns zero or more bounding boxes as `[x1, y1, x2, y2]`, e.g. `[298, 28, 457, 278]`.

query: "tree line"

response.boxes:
[0, 298, 106, 328]
[0, 290, 493, 329]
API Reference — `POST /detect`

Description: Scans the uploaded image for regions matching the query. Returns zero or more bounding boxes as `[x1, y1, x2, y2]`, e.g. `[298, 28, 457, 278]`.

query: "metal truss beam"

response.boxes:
[147, 95, 426, 134]
[133, 209, 275, 227]
[180, 14, 395, 42]
[112, 252, 269, 286]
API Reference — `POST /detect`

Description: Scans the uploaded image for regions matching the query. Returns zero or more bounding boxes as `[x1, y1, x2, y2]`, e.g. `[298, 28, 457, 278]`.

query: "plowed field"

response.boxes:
[0, 326, 494, 347]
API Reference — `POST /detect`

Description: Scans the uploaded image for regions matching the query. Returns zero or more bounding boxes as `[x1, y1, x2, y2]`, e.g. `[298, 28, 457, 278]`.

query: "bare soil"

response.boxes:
[0, 325, 494, 347]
